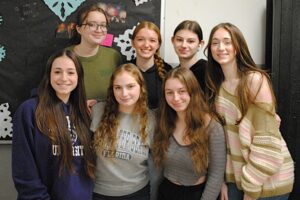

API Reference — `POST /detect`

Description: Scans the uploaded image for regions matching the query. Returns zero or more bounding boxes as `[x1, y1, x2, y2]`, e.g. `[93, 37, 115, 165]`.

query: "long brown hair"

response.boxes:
[204, 23, 276, 123]
[153, 67, 210, 174]
[70, 4, 108, 45]
[93, 63, 149, 151]
[35, 49, 95, 178]
[132, 21, 168, 79]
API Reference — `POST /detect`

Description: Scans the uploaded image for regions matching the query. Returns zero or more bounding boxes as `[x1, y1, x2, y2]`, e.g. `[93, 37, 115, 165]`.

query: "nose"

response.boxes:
[218, 42, 225, 50]
[181, 40, 188, 47]
[144, 40, 150, 47]
[61, 72, 68, 81]
[173, 92, 180, 101]
[121, 88, 128, 96]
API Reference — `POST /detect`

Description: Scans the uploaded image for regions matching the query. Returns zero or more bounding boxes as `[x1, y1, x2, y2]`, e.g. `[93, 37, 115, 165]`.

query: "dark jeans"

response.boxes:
[157, 178, 205, 200]
[227, 183, 290, 200]
[93, 183, 150, 200]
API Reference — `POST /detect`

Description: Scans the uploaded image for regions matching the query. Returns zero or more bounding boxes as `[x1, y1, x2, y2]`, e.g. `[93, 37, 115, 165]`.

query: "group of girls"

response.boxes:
[12, 3, 294, 200]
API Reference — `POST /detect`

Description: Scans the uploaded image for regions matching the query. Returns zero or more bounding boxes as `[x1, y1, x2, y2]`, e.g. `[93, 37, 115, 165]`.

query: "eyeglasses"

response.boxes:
[81, 22, 107, 31]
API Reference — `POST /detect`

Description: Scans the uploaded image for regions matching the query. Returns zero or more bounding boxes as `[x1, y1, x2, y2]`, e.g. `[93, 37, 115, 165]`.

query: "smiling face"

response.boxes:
[113, 71, 141, 113]
[172, 29, 202, 60]
[165, 77, 190, 115]
[76, 10, 107, 46]
[132, 27, 160, 60]
[210, 27, 237, 66]
[50, 55, 78, 103]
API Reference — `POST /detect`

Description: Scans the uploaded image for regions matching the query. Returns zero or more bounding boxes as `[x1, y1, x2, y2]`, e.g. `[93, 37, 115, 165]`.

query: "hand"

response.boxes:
[87, 99, 97, 114]
[243, 194, 256, 200]
[220, 182, 228, 200]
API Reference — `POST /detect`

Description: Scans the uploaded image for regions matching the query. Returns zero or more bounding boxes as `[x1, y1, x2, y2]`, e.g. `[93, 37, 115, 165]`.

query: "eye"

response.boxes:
[127, 84, 135, 89]
[179, 89, 187, 94]
[211, 40, 219, 46]
[187, 39, 196, 44]
[224, 40, 232, 45]
[175, 38, 183, 42]
[68, 71, 76, 75]
[88, 22, 97, 28]
[165, 91, 173, 96]
[114, 86, 121, 90]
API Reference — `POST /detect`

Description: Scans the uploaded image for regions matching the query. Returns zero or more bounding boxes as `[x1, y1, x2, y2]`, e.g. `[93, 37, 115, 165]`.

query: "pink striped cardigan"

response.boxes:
[216, 86, 294, 199]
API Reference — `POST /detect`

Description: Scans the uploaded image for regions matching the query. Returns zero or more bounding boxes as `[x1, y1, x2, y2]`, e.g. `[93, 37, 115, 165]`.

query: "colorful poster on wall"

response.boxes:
[0, 0, 162, 143]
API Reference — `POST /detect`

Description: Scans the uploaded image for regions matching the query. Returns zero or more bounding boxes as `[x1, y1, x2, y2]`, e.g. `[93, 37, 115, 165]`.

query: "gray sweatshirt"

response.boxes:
[90, 102, 156, 196]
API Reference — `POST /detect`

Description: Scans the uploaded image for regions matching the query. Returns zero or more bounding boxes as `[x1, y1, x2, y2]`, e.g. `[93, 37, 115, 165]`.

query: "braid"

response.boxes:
[154, 53, 167, 79]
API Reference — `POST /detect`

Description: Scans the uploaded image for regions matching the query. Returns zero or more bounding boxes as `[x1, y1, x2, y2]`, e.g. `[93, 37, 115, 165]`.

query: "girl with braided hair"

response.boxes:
[131, 21, 172, 110]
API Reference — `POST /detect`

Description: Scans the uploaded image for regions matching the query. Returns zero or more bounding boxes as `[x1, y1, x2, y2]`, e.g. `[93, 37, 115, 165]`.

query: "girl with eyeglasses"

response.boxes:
[68, 4, 123, 112]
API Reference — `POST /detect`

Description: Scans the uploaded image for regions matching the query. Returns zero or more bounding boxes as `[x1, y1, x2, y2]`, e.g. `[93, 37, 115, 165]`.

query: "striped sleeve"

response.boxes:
[239, 103, 284, 198]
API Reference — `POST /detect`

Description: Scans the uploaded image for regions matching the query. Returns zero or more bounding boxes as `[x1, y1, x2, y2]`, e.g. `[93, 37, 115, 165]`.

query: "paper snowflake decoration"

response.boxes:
[43, 0, 85, 21]
[133, 0, 149, 6]
[0, 103, 13, 139]
[0, 45, 6, 62]
[114, 25, 136, 61]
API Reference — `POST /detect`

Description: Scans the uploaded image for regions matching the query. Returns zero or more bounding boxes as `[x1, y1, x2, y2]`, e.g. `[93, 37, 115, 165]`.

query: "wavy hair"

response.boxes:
[35, 49, 95, 179]
[153, 67, 210, 174]
[93, 63, 149, 151]
[204, 23, 276, 123]
[132, 21, 168, 79]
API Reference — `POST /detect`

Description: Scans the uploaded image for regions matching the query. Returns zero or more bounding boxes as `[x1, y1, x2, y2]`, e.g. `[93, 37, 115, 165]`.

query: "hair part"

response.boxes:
[93, 63, 149, 152]
[204, 22, 276, 124]
[153, 67, 210, 174]
[173, 20, 203, 41]
[35, 49, 95, 179]
[132, 21, 168, 79]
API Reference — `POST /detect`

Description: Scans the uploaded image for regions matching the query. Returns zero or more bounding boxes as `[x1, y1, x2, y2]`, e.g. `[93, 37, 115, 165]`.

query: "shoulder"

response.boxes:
[100, 46, 121, 56]
[190, 59, 207, 71]
[197, 59, 207, 67]
[163, 61, 173, 71]
[90, 102, 106, 132]
[207, 119, 225, 138]
[15, 98, 38, 115]
[13, 98, 38, 126]
[247, 71, 273, 103]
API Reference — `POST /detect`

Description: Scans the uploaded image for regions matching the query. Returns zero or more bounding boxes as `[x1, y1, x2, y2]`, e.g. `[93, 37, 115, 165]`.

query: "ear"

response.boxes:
[199, 40, 205, 47]
[76, 25, 82, 35]
[171, 36, 175, 44]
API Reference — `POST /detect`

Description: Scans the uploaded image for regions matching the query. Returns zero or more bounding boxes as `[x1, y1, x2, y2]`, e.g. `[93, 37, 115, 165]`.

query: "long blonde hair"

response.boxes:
[93, 63, 149, 151]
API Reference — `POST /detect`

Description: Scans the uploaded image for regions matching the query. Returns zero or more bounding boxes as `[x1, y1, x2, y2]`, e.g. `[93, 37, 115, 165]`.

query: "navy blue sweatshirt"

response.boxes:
[12, 98, 93, 200]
